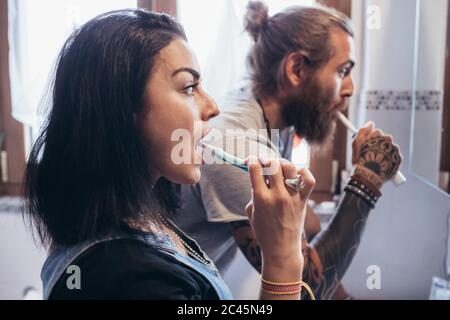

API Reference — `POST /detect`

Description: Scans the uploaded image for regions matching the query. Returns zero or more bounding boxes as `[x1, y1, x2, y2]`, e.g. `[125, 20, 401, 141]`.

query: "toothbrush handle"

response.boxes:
[392, 171, 406, 186]
[235, 161, 302, 191]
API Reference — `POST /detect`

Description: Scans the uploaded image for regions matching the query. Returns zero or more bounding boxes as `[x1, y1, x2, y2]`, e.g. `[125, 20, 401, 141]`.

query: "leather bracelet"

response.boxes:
[352, 164, 383, 191]
[348, 178, 380, 201]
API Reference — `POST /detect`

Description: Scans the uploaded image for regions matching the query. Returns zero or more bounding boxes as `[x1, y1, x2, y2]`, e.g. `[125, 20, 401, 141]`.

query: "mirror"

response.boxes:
[410, 0, 450, 194]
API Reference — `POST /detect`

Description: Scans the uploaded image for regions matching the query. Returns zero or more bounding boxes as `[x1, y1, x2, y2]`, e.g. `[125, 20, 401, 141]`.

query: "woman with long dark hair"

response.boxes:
[25, 9, 315, 300]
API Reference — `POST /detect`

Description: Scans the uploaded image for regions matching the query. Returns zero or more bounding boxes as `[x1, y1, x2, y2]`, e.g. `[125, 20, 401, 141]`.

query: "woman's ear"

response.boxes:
[284, 51, 307, 87]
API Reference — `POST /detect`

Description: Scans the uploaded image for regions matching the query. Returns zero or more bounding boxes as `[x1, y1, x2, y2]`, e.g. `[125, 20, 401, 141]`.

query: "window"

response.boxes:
[8, 0, 137, 147]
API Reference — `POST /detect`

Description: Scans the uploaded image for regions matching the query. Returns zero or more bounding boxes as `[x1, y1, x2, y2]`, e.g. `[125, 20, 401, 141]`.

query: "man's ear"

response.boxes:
[284, 51, 307, 87]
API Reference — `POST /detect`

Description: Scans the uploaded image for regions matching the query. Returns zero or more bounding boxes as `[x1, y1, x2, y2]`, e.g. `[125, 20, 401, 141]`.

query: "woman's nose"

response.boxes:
[200, 91, 220, 121]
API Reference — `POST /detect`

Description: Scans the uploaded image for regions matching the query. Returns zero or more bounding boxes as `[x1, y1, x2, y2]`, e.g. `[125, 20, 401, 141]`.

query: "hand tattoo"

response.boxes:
[356, 136, 401, 181]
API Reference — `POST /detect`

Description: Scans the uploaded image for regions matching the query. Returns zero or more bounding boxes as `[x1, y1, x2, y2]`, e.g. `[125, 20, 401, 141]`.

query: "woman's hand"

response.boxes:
[245, 157, 315, 284]
[352, 122, 403, 190]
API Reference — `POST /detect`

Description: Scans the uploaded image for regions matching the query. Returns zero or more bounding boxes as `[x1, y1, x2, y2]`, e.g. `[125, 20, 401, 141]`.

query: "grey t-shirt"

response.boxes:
[173, 87, 294, 273]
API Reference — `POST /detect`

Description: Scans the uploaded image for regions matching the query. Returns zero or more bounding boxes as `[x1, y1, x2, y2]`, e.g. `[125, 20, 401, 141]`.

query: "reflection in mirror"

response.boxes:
[411, 0, 450, 194]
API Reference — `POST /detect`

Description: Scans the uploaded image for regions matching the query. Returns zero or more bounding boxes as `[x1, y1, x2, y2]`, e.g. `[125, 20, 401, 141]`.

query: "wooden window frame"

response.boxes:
[138, 0, 177, 15]
[0, 0, 177, 197]
[0, 0, 26, 196]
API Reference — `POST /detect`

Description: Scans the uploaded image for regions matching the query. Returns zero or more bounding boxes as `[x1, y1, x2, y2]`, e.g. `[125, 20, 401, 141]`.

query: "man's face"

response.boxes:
[282, 29, 355, 145]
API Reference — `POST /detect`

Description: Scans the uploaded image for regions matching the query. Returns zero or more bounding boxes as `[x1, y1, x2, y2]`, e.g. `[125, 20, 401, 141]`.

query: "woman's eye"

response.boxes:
[185, 87, 194, 95]
[183, 83, 199, 96]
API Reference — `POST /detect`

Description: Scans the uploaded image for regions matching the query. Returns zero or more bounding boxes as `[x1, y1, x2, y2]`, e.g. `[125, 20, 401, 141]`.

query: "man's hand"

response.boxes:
[351, 122, 402, 189]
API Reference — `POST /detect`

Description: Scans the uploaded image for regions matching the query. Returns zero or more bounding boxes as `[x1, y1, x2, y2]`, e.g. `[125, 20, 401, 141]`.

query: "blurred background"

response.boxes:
[0, 0, 449, 299]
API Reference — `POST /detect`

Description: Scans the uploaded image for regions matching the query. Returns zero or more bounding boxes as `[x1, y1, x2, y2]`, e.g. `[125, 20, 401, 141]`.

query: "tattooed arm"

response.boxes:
[229, 192, 370, 300]
[230, 122, 402, 300]
[229, 205, 321, 274]
[304, 190, 371, 299]
[303, 207, 353, 300]
[306, 123, 401, 298]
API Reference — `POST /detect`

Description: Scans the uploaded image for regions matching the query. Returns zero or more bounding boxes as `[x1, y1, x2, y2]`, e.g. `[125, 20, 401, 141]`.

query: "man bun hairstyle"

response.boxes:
[244, 1, 269, 42]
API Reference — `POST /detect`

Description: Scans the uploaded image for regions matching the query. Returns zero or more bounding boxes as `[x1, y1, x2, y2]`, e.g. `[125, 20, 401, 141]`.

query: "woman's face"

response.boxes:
[137, 38, 219, 185]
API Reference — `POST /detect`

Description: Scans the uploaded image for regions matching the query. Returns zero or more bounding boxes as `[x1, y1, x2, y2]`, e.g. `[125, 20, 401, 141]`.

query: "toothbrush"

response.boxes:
[337, 112, 406, 186]
[201, 142, 304, 192]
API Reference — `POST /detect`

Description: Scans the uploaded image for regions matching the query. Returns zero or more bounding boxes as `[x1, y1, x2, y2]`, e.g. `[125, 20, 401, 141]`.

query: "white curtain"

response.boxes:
[8, 0, 136, 132]
[201, 0, 252, 102]
[178, 0, 315, 102]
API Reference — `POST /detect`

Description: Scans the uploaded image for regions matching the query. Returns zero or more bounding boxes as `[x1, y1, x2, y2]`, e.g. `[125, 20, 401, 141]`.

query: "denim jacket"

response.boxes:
[41, 226, 233, 300]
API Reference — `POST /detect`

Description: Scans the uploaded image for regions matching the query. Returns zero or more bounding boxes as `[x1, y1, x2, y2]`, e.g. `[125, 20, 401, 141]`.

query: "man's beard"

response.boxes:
[281, 75, 341, 145]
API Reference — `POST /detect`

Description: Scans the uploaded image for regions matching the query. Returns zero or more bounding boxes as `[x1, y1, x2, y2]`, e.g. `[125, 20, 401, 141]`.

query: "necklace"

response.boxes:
[158, 215, 218, 272]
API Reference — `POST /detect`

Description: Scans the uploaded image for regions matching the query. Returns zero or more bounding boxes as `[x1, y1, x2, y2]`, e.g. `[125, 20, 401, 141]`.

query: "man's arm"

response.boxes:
[305, 191, 371, 299]
[229, 220, 262, 271]
[303, 207, 353, 300]
[230, 123, 402, 300]
[230, 191, 369, 300]
[229, 206, 322, 273]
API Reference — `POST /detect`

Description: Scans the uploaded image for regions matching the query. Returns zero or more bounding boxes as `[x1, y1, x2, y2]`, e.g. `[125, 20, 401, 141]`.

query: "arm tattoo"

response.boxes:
[230, 191, 372, 300]
[228, 136, 399, 298]
[230, 221, 262, 273]
[304, 191, 371, 299]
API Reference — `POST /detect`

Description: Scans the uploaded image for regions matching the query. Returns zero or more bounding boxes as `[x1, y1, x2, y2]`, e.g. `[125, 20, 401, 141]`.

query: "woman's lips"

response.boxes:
[194, 138, 206, 165]
[196, 128, 212, 152]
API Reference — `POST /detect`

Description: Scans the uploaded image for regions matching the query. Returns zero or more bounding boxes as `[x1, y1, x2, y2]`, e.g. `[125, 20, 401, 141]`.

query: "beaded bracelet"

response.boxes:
[349, 173, 382, 198]
[347, 178, 380, 201]
[344, 184, 376, 209]
[345, 176, 380, 202]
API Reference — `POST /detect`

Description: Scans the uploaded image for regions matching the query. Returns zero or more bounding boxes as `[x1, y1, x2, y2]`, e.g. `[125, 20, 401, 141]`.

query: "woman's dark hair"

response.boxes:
[24, 9, 187, 248]
[244, 1, 354, 99]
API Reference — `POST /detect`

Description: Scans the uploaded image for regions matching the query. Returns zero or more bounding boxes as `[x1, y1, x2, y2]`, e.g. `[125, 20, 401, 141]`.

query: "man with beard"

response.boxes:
[173, 2, 402, 300]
